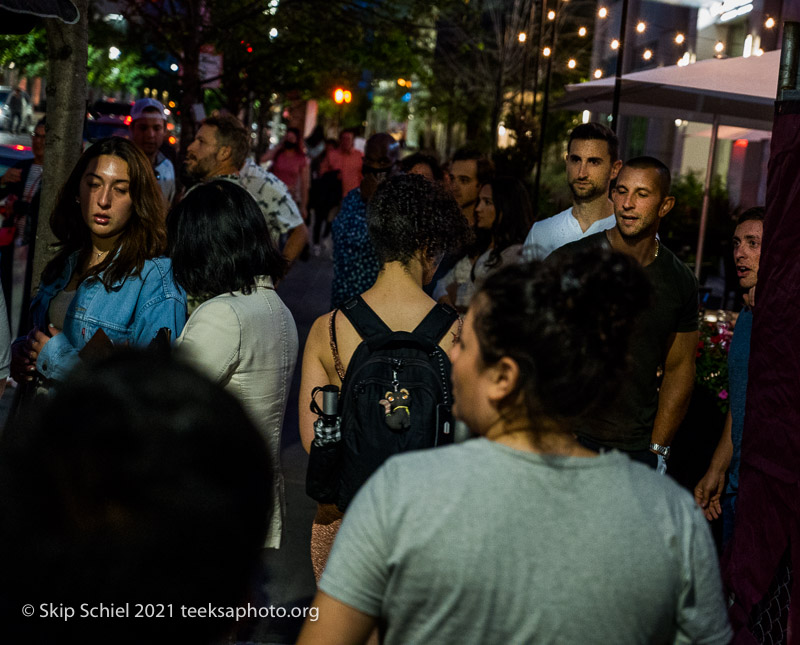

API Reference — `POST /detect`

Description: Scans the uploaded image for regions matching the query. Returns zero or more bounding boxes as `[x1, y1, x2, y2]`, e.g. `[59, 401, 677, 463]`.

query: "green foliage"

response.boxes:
[695, 319, 733, 414]
[661, 171, 733, 270]
[0, 19, 154, 95]
[0, 28, 48, 77]
[86, 45, 156, 93]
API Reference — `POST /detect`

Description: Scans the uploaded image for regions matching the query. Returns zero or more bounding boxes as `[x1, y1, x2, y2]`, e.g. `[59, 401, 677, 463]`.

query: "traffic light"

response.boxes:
[333, 88, 352, 104]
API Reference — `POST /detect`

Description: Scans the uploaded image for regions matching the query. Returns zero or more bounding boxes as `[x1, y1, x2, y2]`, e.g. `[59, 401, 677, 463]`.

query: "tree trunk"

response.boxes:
[32, 0, 89, 299]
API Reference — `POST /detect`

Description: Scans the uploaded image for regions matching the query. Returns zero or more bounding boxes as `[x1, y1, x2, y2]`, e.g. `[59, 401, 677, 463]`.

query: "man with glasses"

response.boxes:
[330, 132, 400, 308]
[0, 118, 46, 333]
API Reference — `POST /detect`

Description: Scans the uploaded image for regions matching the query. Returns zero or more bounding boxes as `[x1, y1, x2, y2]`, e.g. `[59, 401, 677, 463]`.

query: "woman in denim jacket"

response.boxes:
[168, 180, 298, 549]
[13, 137, 186, 384]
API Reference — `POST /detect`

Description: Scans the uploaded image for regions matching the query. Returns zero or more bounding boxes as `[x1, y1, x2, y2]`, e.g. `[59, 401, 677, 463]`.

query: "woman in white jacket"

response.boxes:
[168, 180, 298, 549]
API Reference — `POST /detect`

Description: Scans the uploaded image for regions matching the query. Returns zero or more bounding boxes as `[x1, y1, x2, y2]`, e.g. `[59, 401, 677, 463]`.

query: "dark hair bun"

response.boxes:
[475, 248, 651, 421]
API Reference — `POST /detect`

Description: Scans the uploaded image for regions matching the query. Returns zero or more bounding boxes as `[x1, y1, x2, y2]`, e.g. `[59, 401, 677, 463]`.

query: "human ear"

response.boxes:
[658, 195, 675, 218]
[217, 145, 232, 162]
[610, 159, 622, 180]
[486, 356, 521, 405]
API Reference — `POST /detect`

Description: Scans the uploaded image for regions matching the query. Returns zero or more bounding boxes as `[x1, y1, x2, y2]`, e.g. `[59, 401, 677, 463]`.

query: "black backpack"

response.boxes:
[311, 296, 458, 512]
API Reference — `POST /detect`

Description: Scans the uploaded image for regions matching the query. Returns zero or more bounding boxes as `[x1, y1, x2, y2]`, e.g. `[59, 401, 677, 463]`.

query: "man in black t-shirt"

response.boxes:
[553, 157, 698, 472]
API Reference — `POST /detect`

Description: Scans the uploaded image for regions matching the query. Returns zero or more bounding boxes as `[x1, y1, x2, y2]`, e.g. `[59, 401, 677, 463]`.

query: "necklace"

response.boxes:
[654, 238, 660, 259]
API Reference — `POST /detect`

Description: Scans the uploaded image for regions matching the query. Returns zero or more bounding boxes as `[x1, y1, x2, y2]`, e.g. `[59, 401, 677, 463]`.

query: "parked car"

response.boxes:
[0, 143, 33, 177]
[89, 98, 133, 121]
[84, 114, 130, 145]
[0, 87, 34, 133]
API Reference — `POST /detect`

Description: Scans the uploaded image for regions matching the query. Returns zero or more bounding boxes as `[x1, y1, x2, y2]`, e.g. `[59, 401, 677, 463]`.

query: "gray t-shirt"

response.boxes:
[321, 440, 731, 645]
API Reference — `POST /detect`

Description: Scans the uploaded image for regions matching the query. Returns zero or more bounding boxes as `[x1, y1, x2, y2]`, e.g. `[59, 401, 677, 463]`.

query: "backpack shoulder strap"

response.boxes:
[328, 309, 346, 382]
[413, 303, 459, 345]
[339, 296, 392, 340]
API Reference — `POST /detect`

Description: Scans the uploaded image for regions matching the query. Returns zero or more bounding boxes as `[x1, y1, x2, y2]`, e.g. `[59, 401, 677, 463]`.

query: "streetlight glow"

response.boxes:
[636, 22, 646, 33]
[765, 17, 776, 29]
[518, 32, 527, 43]
[548, 10, 555, 20]
[578, 27, 587, 37]
[675, 33, 685, 45]
[334, 88, 344, 104]
[598, 7, 608, 18]
[643, 49, 652, 60]
[567, 59, 577, 69]
[170, 63, 179, 72]
[714, 41, 725, 54]
[610, 39, 619, 50]
[594, 69, 603, 79]
[543, 46, 552, 57]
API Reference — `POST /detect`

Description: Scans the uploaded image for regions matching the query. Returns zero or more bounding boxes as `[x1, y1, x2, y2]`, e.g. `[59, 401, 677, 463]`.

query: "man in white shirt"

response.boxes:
[524, 123, 621, 260]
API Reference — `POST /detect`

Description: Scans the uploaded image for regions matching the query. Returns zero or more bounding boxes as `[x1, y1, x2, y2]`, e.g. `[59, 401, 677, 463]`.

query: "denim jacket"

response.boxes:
[32, 254, 187, 382]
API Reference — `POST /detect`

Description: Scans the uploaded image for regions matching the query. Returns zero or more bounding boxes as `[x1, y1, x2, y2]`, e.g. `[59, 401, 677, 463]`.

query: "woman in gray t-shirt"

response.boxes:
[298, 248, 732, 645]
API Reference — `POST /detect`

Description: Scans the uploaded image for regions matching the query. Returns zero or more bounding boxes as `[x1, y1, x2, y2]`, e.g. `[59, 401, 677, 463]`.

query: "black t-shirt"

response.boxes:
[551, 231, 698, 451]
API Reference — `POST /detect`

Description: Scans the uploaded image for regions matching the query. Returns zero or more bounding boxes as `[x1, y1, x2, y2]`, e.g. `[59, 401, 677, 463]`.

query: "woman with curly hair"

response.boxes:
[168, 180, 297, 549]
[299, 173, 471, 581]
[298, 249, 732, 645]
[12, 137, 186, 385]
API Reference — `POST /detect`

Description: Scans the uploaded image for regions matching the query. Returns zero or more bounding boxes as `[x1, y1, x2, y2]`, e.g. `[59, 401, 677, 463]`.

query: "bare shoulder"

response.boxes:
[439, 316, 463, 357]
[306, 311, 333, 361]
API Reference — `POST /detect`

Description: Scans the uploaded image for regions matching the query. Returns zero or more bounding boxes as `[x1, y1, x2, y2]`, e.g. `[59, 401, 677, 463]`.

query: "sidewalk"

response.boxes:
[241, 251, 332, 643]
[0, 251, 335, 644]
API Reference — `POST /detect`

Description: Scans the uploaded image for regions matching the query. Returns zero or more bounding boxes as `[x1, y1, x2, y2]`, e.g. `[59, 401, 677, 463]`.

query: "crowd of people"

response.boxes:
[0, 106, 784, 644]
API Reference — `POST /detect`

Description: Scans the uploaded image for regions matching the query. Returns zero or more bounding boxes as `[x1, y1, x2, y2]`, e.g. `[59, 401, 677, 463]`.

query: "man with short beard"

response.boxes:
[552, 157, 698, 474]
[184, 114, 307, 266]
[524, 123, 621, 260]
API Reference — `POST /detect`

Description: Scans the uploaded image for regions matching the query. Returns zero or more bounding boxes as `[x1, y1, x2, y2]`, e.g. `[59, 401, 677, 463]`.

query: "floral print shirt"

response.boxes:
[331, 187, 380, 309]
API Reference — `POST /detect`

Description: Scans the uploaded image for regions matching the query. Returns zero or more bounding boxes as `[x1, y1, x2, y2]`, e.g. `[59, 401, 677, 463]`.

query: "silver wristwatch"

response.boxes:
[649, 442, 671, 459]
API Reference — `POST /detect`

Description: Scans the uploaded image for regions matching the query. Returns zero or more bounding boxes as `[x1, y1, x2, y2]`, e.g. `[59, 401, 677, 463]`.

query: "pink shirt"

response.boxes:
[322, 148, 363, 198]
[271, 150, 307, 201]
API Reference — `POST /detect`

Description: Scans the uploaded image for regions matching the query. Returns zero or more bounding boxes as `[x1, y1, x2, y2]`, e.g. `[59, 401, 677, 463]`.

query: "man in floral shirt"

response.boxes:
[184, 114, 308, 265]
[330, 133, 399, 309]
